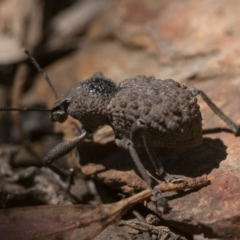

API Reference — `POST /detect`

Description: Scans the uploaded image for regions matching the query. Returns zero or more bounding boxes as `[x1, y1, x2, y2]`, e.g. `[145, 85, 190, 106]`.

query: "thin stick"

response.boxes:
[11, 64, 30, 144]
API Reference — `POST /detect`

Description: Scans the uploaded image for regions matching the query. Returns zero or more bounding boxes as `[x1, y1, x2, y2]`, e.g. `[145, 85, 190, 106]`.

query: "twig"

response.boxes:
[10, 64, 43, 162]
[11, 64, 30, 145]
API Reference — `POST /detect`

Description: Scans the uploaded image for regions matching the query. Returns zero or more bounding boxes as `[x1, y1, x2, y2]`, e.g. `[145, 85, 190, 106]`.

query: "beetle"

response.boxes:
[1, 49, 239, 206]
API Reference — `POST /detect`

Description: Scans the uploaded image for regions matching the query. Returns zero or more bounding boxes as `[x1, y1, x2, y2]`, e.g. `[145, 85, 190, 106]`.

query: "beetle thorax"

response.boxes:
[67, 75, 117, 131]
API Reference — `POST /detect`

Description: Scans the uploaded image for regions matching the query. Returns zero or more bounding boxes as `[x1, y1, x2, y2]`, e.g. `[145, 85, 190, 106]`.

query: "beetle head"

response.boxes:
[51, 98, 70, 123]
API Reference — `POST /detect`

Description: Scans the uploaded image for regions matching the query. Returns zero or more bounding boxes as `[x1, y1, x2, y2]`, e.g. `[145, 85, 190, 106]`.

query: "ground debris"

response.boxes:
[118, 220, 187, 240]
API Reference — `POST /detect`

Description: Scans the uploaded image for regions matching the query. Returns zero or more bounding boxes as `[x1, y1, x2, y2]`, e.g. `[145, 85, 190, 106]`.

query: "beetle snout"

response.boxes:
[51, 110, 68, 122]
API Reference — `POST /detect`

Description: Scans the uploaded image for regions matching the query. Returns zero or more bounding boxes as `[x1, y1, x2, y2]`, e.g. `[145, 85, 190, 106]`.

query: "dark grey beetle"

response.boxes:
[2, 50, 239, 206]
[45, 71, 239, 205]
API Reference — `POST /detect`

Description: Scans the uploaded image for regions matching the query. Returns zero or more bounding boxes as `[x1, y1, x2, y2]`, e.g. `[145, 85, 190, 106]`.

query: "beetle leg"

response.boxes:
[48, 163, 73, 181]
[43, 129, 87, 185]
[115, 137, 167, 207]
[115, 138, 153, 188]
[43, 129, 87, 165]
[195, 89, 240, 136]
[133, 119, 183, 183]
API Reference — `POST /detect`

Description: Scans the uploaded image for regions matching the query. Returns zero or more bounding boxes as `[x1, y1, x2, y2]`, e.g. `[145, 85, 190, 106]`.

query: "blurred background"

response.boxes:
[1, 0, 240, 137]
[1, 0, 240, 146]
[1, 0, 240, 238]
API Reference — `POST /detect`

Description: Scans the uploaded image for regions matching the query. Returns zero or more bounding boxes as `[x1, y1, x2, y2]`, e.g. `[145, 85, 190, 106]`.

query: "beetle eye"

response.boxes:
[62, 99, 70, 110]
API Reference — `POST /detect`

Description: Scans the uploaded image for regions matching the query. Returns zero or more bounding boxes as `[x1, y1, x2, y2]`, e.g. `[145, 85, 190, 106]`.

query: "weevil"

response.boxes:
[1, 49, 240, 206]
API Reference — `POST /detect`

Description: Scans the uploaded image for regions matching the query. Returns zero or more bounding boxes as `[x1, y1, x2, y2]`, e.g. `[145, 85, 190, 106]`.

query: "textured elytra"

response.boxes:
[108, 75, 202, 148]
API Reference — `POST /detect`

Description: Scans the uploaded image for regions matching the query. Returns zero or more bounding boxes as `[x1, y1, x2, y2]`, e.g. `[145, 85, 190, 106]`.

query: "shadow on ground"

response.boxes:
[79, 135, 227, 179]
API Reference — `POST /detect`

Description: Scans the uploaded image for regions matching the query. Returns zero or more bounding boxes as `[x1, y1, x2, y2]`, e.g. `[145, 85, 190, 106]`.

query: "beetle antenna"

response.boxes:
[23, 49, 58, 99]
[0, 107, 51, 112]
